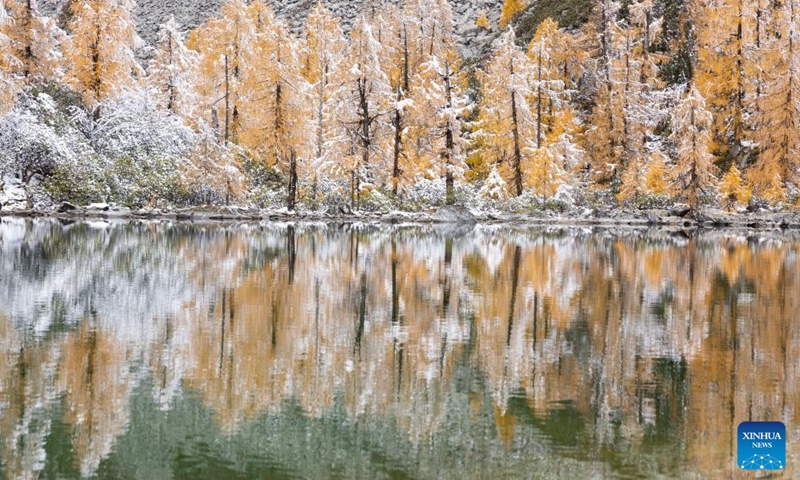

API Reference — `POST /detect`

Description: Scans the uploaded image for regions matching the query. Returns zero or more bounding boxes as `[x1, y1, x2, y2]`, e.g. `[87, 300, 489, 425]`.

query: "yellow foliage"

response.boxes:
[617, 156, 646, 203]
[499, 0, 527, 29]
[747, 159, 786, 204]
[644, 151, 669, 196]
[719, 165, 752, 209]
[476, 13, 491, 31]
[525, 146, 564, 199]
[64, 0, 141, 107]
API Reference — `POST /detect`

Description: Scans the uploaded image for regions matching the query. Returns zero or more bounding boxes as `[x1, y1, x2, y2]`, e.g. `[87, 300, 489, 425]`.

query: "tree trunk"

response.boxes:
[392, 87, 402, 195]
[287, 150, 298, 211]
[444, 62, 456, 206]
[510, 60, 523, 196]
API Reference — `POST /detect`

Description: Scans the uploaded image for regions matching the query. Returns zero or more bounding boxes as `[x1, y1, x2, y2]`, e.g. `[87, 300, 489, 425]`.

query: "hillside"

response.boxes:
[39, 0, 510, 58]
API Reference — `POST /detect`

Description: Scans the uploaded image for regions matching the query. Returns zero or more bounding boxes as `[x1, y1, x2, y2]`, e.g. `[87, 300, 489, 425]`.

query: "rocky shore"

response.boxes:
[2, 202, 800, 230]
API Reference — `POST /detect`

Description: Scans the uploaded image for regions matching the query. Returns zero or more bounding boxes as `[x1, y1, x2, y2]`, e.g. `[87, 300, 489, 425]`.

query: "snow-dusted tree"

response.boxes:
[187, 0, 251, 143]
[480, 165, 508, 201]
[302, 2, 348, 197]
[0, 0, 18, 111]
[64, 0, 142, 109]
[146, 16, 195, 116]
[692, 0, 747, 161]
[5, 0, 63, 81]
[239, 1, 311, 210]
[407, 0, 470, 205]
[478, 28, 534, 196]
[339, 15, 392, 208]
[746, 0, 799, 203]
[410, 47, 470, 200]
[670, 84, 718, 210]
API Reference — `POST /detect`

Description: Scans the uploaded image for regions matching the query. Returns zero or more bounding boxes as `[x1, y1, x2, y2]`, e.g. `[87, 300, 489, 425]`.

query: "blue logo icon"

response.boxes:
[738, 422, 786, 470]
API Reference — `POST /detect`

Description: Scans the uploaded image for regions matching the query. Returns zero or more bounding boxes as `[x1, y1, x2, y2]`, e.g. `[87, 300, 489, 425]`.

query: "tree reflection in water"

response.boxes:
[0, 218, 798, 479]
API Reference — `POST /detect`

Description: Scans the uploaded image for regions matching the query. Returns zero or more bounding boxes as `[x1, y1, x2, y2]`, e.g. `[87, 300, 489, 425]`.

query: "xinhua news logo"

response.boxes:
[738, 421, 786, 471]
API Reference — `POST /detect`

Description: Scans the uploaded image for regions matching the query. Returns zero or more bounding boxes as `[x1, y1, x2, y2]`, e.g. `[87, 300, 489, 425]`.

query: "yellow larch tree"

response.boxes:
[0, 0, 19, 111]
[644, 150, 669, 196]
[670, 84, 719, 210]
[719, 165, 752, 209]
[585, 0, 623, 184]
[381, 4, 413, 195]
[339, 15, 392, 208]
[407, 0, 470, 204]
[692, 0, 746, 161]
[478, 28, 535, 196]
[524, 18, 581, 199]
[476, 12, 491, 31]
[378, 0, 441, 196]
[5, 0, 63, 81]
[302, 2, 348, 200]
[146, 16, 196, 116]
[499, 0, 527, 29]
[746, 0, 799, 204]
[64, 0, 142, 110]
[187, 0, 251, 143]
[239, 0, 311, 210]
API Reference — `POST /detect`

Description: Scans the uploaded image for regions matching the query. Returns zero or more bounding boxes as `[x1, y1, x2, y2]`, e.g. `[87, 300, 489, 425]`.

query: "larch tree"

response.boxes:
[746, 0, 799, 203]
[585, 0, 623, 184]
[302, 2, 348, 199]
[239, 1, 311, 210]
[5, 0, 63, 81]
[524, 18, 581, 199]
[339, 15, 392, 208]
[478, 28, 535, 197]
[719, 164, 752, 209]
[64, 0, 142, 111]
[407, 0, 470, 205]
[670, 84, 718, 210]
[379, 0, 436, 196]
[692, 0, 746, 161]
[187, 0, 251, 143]
[381, 4, 412, 195]
[146, 16, 195, 116]
[499, 0, 527, 29]
[0, 0, 18, 111]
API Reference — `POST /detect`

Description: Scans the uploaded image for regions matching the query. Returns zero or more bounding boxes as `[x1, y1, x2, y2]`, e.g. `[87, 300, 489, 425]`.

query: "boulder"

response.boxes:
[431, 205, 477, 224]
[58, 202, 78, 213]
[669, 205, 692, 217]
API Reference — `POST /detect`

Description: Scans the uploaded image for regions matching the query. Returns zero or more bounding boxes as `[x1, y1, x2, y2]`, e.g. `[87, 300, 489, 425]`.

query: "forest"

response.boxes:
[0, 0, 797, 214]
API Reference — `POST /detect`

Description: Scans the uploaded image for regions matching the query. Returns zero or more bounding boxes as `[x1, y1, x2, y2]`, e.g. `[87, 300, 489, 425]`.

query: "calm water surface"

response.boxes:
[0, 218, 798, 479]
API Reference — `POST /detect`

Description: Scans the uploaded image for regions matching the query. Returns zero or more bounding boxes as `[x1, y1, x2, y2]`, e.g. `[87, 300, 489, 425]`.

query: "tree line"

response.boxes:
[0, 0, 798, 211]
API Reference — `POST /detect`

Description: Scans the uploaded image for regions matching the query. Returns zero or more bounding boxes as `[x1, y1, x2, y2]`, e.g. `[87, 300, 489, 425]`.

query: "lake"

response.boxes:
[0, 218, 798, 479]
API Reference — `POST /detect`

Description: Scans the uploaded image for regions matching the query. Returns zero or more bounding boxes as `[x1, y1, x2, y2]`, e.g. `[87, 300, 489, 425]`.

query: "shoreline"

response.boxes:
[2, 205, 800, 230]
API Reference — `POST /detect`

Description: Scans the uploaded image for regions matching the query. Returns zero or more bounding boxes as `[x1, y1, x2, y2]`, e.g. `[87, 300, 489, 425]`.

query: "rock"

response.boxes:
[670, 205, 692, 217]
[87, 203, 110, 211]
[431, 205, 477, 224]
[58, 202, 78, 213]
